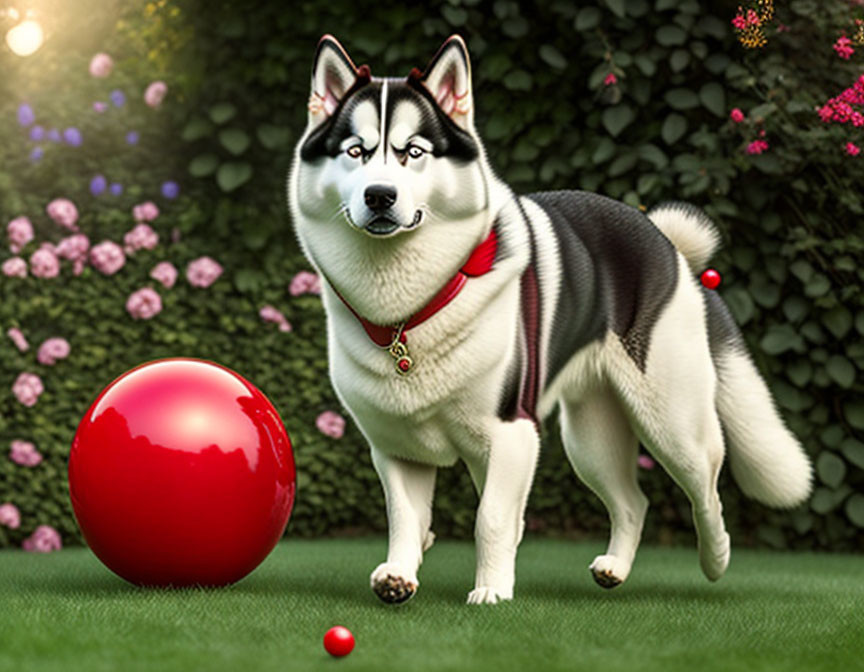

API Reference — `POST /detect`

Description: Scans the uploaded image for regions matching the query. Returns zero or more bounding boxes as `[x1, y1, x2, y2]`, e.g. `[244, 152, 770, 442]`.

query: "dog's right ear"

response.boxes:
[308, 35, 370, 127]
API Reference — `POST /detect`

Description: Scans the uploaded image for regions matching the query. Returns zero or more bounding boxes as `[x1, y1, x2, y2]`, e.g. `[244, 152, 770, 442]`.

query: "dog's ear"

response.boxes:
[413, 35, 474, 130]
[308, 35, 370, 126]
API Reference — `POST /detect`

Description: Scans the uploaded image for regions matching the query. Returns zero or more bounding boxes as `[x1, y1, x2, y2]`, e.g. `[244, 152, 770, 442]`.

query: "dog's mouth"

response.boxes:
[363, 210, 424, 237]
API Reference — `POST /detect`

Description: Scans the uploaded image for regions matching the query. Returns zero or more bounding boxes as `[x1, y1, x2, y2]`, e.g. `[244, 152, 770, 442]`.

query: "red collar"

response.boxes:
[330, 227, 498, 347]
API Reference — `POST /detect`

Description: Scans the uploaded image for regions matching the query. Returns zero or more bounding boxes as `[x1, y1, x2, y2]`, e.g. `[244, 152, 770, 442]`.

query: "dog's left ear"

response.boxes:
[412, 35, 474, 130]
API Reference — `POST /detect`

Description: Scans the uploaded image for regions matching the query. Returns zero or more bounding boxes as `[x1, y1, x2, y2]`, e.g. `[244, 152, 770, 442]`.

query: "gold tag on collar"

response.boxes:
[389, 341, 414, 375]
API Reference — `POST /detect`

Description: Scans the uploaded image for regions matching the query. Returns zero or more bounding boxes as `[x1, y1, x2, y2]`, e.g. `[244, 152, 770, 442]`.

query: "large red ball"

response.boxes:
[69, 358, 295, 587]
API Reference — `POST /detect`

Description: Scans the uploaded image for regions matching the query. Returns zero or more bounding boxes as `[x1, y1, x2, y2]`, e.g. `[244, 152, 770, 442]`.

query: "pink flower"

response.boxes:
[729, 107, 745, 123]
[7, 216, 34, 253]
[746, 139, 769, 155]
[56, 234, 90, 263]
[745, 8, 760, 26]
[93, 101, 108, 113]
[316, 410, 346, 439]
[603, 73, 617, 86]
[638, 455, 656, 470]
[731, 13, 747, 30]
[46, 199, 79, 231]
[123, 223, 159, 254]
[37, 337, 71, 366]
[22, 525, 62, 553]
[10, 439, 42, 467]
[150, 261, 178, 288]
[289, 270, 322, 296]
[260, 305, 293, 332]
[126, 287, 162, 320]
[144, 81, 168, 108]
[12, 372, 43, 407]
[0, 503, 21, 529]
[846, 142, 860, 156]
[186, 256, 223, 288]
[834, 36, 855, 60]
[29, 247, 60, 278]
[132, 201, 160, 223]
[7, 327, 29, 352]
[89, 240, 126, 275]
[89, 52, 113, 78]
[2, 257, 27, 278]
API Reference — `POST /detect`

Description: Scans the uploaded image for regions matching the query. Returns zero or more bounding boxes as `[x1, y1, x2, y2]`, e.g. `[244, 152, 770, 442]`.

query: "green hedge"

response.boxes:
[1, 0, 863, 551]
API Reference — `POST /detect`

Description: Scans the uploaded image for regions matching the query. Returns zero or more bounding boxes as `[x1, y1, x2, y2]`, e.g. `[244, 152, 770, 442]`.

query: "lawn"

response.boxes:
[0, 538, 862, 672]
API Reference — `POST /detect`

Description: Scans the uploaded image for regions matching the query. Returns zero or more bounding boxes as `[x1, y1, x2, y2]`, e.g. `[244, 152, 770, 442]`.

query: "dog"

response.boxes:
[288, 34, 813, 605]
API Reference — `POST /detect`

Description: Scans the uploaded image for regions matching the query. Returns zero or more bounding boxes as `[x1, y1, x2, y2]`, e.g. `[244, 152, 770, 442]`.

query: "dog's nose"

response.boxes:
[364, 184, 397, 212]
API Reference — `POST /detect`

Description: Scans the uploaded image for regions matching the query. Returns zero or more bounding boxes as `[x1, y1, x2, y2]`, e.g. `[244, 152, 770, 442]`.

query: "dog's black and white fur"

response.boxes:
[288, 35, 812, 604]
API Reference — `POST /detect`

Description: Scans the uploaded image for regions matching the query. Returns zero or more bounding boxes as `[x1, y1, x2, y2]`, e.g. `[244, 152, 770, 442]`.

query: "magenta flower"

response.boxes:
[37, 338, 71, 366]
[260, 305, 293, 332]
[22, 525, 62, 553]
[29, 247, 60, 278]
[12, 373, 43, 407]
[316, 410, 346, 439]
[46, 198, 79, 231]
[2, 257, 27, 278]
[132, 201, 160, 223]
[150, 261, 178, 288]
[289, 270, 322, 296]
[10, 440, 42, 467]
[126, 287, 162, 320]
[834, 36, 855, 60]
[7, 327, 29, 352]
[746, 139, 769, 155]
[123, 223, 159, 254]
[89, 241, 126, 275]
[144, 81, 168, 108]
[638, 455, 656, 470]
[729, 108, 745, 123]
[186, 256, 223, 288]
[89, 52, 113, 78]
[603, 73, 617, 86]
[846, 142, 860, 156]
[0, 503, 21, 529]
[7, 216, 34, 253]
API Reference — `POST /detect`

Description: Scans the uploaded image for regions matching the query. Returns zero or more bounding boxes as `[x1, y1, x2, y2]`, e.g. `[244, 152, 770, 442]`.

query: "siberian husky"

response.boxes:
[288, 35, 812, 605]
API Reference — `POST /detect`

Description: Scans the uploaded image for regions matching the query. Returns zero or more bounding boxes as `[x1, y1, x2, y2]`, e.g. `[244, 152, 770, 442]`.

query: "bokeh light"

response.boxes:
[6, 19, 44, 57]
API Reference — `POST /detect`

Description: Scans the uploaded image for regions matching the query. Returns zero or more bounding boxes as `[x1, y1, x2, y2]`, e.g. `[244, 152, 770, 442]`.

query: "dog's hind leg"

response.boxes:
[559, 386, 648, 589]
[369, 446, 437, 604]
[463, 417, 541, 605]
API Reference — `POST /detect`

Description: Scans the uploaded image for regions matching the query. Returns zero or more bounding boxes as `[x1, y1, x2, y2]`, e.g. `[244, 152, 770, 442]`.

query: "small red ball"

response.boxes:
[323, 626, 355, 657]
[69, 358, 295, 587]
[701, 268, 722, 290]
[397, 358, 411, 372]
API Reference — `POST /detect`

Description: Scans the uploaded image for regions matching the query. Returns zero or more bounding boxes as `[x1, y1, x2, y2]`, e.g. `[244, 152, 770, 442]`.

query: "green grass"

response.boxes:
[1, 538, 862, 672]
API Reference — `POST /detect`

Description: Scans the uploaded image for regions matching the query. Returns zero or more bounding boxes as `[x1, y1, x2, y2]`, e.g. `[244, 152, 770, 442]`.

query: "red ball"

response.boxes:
[323, 626, 355, 657]
[701, 268, 722, 290]
[69, 358, 295, 587]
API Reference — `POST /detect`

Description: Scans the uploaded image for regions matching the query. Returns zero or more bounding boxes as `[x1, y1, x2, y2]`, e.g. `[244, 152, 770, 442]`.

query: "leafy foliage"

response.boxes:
[1, 0, 862, 550]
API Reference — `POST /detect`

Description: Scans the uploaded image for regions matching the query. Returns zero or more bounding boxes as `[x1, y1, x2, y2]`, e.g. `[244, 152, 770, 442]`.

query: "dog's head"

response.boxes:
[291, 34, 490, 239]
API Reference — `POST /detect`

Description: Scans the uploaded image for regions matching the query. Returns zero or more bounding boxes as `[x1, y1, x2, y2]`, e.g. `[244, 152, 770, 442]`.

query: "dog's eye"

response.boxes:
[406, 144, 426, 160]
[346, 145, 363, 159]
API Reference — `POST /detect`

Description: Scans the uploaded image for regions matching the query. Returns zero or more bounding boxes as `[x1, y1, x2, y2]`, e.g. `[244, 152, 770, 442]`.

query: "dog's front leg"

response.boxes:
[369, 446, 437, 604]
[465, 418, 541, 605]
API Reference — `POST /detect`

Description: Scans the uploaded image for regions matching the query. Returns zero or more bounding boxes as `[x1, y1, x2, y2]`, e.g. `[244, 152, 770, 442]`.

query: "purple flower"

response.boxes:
[93, 101, 108, 113]
[63, 127, 82, 146]
[109, 182, 123, 196]
[110, 89, 126, 107]
[29, 125, 45, 141]
[161, 180, 180, 199]
[17, 103, 35, 127]
[47, 128, 61, 143]
[90, 174, 107, 196]
[29, 147, 43, 162]
[125, 131, 140, 145]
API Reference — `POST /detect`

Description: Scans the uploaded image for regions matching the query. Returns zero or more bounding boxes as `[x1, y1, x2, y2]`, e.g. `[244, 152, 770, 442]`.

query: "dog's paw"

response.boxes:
[466, 586, 512, 605]
[370, 563, 417, 604]
[589, 554, 630, 589]
[699, 532, 731, 582]
[422, 530, 436, 552]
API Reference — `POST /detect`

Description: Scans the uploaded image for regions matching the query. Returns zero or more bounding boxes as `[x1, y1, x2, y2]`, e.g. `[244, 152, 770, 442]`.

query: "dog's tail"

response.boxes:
[648, 202, 813, 509]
